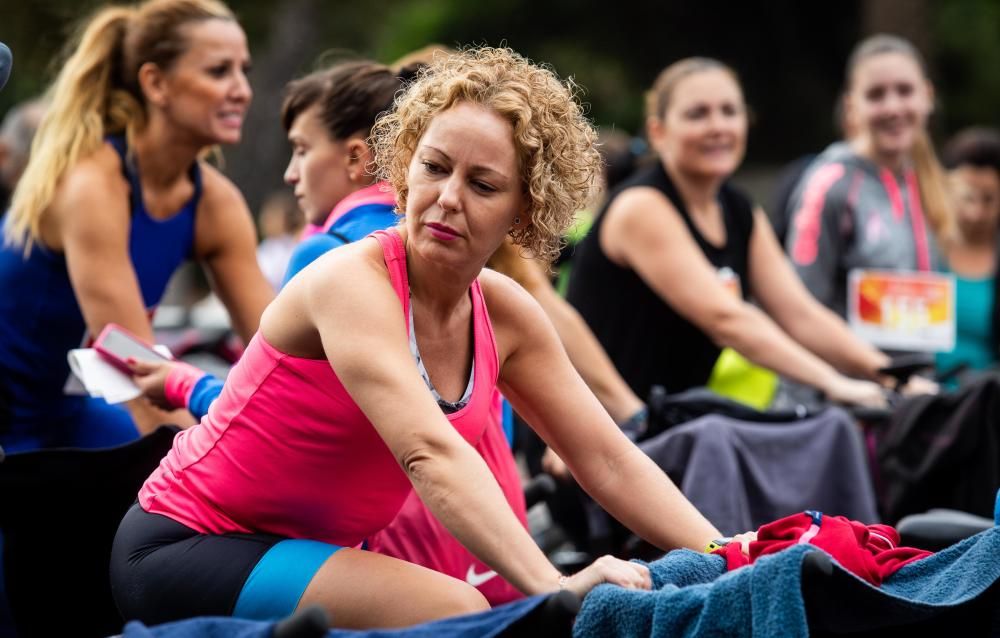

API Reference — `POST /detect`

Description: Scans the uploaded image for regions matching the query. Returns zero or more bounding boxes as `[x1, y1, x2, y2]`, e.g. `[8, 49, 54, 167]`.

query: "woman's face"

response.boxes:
[652, 69, 747, 180]
[284, 105, 362, 226]
[949, 165, 1000, 239]
[156, 19, 252, 146]
[404, 101, 527, 270]
[846, 52, 932, 163]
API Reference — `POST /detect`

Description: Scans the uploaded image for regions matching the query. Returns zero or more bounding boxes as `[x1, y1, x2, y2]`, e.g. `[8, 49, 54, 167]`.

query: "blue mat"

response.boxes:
[122, 594, 548, 638]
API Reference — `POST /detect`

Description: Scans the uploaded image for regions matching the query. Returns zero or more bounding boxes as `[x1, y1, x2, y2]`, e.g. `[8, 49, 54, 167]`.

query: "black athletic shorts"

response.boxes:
[110, 504, 341, 624]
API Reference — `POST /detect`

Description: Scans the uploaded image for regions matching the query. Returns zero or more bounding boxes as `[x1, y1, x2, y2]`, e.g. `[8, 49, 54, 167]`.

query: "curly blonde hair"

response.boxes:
[371, 46, 601, 263]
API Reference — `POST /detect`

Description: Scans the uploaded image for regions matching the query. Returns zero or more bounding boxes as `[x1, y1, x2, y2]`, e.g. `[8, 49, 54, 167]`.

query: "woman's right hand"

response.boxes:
[127, 359, 180, 410]
[559, 555, 652, 597]
[823, 374, 887, 408]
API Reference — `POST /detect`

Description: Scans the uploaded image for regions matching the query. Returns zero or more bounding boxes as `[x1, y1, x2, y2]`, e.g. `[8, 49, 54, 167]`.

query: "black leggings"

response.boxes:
[110, 504, 281, 624]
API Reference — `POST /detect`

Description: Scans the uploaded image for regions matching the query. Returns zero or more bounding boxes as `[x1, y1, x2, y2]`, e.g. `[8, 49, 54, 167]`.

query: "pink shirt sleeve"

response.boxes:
[164, 361, 209, 409]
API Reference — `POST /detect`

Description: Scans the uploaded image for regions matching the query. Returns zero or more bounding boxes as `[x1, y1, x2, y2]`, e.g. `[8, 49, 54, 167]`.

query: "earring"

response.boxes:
[513, 216, 521, 225]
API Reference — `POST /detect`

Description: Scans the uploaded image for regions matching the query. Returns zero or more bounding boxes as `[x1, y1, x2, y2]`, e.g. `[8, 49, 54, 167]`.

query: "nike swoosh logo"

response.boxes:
[465, 564, 498, 587]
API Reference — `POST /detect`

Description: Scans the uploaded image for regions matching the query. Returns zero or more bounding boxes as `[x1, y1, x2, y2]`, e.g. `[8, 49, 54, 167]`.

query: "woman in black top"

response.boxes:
[567, 57, 890, 405]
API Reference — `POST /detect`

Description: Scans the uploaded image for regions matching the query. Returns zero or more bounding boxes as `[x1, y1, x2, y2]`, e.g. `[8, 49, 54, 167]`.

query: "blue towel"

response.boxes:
[122, 594, 547, 638]
[574, 548, 809, 638]
[575, 526, 1000, 638]
[882, 526, 1000, 605]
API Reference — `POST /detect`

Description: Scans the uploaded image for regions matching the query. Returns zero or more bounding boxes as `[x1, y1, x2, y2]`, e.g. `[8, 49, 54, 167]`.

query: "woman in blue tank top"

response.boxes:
[0, 0, 272, 453]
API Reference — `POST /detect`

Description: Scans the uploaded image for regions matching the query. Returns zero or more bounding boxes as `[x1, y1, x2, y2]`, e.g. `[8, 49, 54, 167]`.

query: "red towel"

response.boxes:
[716, 511, 932, 586]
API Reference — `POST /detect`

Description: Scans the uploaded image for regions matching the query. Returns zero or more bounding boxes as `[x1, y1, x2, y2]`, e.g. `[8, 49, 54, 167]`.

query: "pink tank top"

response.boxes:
[139, 229, 500, 546]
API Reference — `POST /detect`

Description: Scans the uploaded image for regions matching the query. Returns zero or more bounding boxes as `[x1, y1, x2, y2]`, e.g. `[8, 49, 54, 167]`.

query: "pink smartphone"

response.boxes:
[93, 323, 169, 373]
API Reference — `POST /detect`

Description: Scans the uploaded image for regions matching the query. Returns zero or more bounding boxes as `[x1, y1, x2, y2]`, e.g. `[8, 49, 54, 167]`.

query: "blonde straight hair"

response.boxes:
[4, 0, 234, 255]
[846, 34, 953, 240]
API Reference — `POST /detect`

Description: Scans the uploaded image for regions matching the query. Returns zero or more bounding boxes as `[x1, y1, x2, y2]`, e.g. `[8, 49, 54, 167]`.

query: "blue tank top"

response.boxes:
[0, 135, 200, 412]
[935, 274, 996, 383]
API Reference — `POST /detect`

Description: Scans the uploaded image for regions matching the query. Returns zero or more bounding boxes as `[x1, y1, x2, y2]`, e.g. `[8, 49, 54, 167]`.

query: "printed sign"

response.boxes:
[848, 269, 955, 352]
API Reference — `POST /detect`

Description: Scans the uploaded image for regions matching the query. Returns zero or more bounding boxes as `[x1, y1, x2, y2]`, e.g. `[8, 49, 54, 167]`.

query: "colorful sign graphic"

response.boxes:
[848, 269, 955, 352]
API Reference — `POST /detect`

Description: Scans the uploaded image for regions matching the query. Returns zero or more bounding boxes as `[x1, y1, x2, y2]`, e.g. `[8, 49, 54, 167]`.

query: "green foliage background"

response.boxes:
[1, 0, 998, 209]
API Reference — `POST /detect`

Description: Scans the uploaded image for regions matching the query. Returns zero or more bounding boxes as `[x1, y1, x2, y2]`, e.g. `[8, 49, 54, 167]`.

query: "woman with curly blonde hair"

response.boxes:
[111, 46, 724, 627]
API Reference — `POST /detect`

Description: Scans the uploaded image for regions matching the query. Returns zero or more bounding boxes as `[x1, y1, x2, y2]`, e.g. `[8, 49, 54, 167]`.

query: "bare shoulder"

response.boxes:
[51, 144, 128, 214]
[263, 235, 399, 355]
[197, 162, 249, 215]
[44, 145, 130, 248]
[479, 267, 539, 321]
[599, 186, 685, 266]
[479, 267, 552, 361]
[295, 236, 393, 311]
[191, 162, 257, 258]
[605, 186, 679, 232]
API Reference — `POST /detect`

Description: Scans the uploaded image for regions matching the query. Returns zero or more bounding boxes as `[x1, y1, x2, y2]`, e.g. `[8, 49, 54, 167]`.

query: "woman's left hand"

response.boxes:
[824, 375, 888, 408]
[731, 531, 758, 555]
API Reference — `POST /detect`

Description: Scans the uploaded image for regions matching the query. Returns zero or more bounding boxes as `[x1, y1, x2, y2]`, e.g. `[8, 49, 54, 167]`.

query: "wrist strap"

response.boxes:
[704, 538, 732, 554]
[618, 406, 648, 440]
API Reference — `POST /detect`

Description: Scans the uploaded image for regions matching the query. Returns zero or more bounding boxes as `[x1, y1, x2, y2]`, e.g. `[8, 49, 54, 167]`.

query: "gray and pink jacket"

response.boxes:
[784, 142, 944, 316]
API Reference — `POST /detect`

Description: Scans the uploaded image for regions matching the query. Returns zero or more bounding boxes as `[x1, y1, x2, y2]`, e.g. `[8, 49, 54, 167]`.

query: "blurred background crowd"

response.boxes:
[5, 0, 999, 222]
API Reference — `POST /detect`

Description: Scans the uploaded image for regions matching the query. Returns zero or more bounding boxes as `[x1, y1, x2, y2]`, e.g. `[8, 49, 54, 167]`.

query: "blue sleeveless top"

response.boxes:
[935, 274, 997, 384]
[0, 135, 200, 425]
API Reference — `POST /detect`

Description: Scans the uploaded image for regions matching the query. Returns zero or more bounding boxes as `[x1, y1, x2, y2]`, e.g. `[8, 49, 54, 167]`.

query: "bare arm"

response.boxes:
[601, 188, 884, 404]
[489, 273, 720, 551]
[488, 239, 643, 423]
[51, 153, 154, 342]
[194, 165, 274, 344]
[748, 209, 889, 380]
[47, 151, 196, 429]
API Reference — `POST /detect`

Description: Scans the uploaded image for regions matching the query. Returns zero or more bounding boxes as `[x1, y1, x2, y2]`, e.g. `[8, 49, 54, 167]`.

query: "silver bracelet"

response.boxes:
[558, 575, 570, 590]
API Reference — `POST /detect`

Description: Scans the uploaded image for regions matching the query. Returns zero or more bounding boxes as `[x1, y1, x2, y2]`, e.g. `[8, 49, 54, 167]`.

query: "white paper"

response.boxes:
[66, 346, 173, 404]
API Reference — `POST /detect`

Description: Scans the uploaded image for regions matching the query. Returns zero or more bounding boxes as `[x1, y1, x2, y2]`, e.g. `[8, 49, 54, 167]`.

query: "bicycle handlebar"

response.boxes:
[877, 353, 935, 387]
